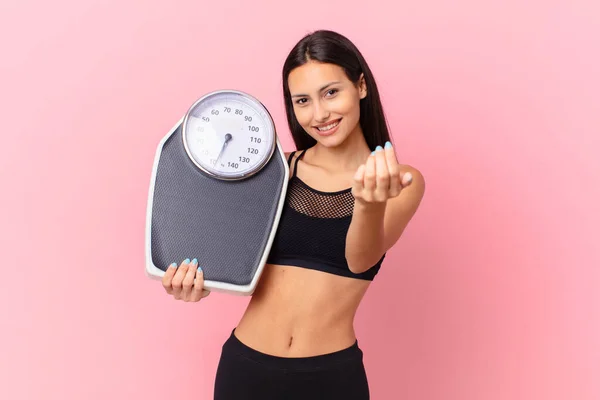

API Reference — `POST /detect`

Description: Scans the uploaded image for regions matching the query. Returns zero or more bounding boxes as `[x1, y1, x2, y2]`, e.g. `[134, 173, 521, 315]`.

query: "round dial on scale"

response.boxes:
[182, 90, 276, 180]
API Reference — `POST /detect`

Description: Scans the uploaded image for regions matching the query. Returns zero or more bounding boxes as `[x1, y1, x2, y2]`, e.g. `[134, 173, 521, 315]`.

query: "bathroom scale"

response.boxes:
[145, 89, 289, 296]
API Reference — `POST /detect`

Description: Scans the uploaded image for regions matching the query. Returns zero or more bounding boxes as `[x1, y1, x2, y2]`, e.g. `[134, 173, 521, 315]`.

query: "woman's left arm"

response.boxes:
[345, 145, 425, 274]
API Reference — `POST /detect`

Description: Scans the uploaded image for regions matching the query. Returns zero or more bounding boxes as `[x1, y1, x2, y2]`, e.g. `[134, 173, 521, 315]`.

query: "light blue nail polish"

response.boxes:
[375, 145, 383, 152]
[385, 141, 392, 149]
[183, 258, 190, 264]
[170, 262, 177, 268]
[371, 151, 375, 156]
[191, 258, 198, 265]
[197, 266, 203, 272]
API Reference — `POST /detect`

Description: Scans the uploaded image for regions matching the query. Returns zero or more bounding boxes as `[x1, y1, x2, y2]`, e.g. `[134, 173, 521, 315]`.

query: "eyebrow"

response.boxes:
[291, 81, 341, 98]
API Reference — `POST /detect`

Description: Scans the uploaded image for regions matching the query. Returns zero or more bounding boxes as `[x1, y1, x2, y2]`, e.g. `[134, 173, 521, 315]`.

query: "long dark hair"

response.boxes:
[282, 30, 391, 151]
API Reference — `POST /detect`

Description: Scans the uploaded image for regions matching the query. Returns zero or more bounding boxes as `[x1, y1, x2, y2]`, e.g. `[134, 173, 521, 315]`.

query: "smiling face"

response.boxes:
[287, 61, 367, 147]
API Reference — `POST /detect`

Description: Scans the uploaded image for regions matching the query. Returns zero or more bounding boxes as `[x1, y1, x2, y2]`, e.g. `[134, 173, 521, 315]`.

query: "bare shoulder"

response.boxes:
[380, 164, 425, 250]
[387, 164, 425, 217]
[395, 164, 425, 210]
[399, 164, 425, 195]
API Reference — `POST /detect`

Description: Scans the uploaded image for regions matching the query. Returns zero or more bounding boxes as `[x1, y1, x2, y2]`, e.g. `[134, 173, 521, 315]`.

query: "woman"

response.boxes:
[161, 30, 425, 399]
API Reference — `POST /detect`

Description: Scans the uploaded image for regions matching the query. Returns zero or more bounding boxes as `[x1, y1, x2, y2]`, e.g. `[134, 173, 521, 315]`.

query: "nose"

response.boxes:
[313, 101, 330, 123]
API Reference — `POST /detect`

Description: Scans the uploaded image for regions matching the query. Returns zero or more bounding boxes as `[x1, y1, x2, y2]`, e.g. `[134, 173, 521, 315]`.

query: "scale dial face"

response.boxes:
[182, 90, 276, 180]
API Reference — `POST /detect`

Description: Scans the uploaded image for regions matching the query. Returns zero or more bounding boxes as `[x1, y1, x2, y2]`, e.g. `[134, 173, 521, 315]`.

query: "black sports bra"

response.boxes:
[267, 149, 384, 281]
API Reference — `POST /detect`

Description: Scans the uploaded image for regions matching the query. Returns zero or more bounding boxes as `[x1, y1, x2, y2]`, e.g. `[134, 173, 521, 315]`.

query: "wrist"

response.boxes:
[353, 198, 386, 215]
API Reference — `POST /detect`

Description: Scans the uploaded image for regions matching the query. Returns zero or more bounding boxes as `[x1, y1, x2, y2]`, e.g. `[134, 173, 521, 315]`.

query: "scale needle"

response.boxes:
[214, 133, 233, 167]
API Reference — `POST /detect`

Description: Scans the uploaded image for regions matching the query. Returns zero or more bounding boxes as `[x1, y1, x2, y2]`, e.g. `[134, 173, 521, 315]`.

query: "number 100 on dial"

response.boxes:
[182, 90, 276, 181]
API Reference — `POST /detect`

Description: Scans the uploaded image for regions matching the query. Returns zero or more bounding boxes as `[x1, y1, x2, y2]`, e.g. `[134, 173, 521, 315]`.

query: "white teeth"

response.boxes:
[317, 120, 340, 131]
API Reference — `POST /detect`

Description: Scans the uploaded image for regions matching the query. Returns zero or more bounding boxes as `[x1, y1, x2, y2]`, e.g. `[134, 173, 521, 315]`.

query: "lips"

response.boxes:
[313, 118, 342, 136]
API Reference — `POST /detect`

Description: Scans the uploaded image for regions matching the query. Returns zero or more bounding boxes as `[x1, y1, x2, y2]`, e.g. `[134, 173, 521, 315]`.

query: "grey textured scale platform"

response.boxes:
[145, 90, 290, 296]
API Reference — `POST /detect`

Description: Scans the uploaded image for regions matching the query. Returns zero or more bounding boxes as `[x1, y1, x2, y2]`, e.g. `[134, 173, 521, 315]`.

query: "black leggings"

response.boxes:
[213, 328, 370, 399]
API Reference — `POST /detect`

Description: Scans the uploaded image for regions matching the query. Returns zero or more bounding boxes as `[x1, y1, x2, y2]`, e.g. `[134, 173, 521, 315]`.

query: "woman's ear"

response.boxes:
[358, 73, 367, 99]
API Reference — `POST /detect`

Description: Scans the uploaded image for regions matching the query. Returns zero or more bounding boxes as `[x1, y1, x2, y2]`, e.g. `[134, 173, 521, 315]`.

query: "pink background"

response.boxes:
[2, 1, 599, 399]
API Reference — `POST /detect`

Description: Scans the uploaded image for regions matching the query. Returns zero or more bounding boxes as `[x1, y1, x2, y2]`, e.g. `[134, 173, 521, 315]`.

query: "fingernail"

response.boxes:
[170, 263, 177, 268]
[405, 172, 413, 183]
[385, 141, 392, 149]
[375, 146, 383, 152]
[191, 258, 198, 266]
[197, 266, 203, 273]
[371, 151, 375, 156]
[183, 258, 190, 264]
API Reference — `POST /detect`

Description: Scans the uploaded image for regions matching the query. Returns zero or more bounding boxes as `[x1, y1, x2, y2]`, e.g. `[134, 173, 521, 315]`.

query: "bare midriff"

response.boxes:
[233, 262, 371, 357]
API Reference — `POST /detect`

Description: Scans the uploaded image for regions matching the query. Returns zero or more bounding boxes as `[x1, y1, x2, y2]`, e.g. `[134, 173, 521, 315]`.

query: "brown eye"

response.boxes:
[295, 98, 307, 105]
[325, 89, 338, 96]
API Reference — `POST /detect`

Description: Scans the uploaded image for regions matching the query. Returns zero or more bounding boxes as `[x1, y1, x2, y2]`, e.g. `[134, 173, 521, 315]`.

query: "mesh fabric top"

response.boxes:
[267, 149, 384, 280]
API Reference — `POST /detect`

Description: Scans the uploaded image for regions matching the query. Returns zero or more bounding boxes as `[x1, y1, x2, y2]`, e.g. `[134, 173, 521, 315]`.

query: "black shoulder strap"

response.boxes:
[291, 149, 307, 177]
